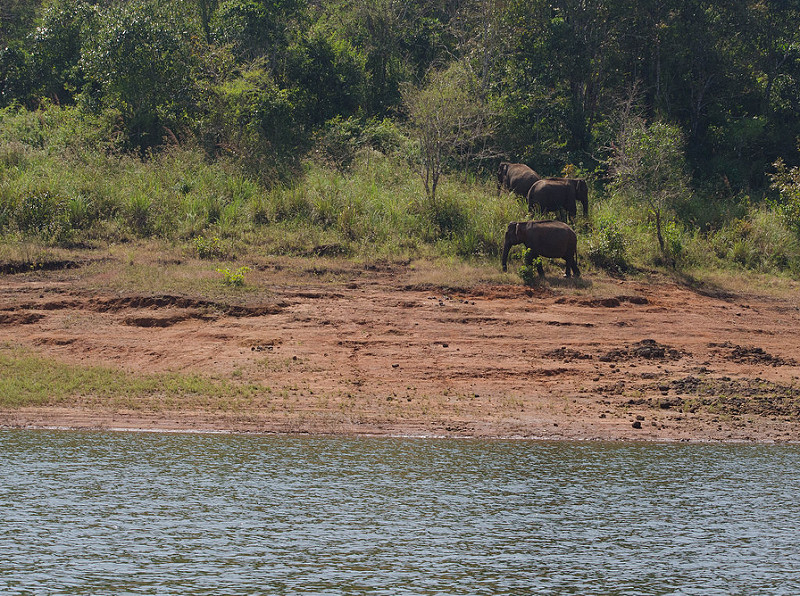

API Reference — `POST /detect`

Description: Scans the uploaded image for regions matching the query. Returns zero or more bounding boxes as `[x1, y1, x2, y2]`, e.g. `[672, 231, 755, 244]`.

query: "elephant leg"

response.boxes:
[524, 249, 534, 268]
[536, 260, 545, 277]
[568, 257, 580, 277]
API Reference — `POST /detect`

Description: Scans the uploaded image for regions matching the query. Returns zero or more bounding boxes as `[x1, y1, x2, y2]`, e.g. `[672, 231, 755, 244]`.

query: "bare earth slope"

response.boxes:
[2, 261, 800, 442]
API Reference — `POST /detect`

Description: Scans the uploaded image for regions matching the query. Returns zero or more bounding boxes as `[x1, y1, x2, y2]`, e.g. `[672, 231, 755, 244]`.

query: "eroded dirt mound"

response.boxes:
[0, 259, 82, 275]
[599, 339, 686, 362]
[709, 342, 797, 367]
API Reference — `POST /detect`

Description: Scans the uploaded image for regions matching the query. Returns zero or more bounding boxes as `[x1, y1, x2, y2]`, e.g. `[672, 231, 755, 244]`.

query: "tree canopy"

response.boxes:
[2, 0, 800, 189]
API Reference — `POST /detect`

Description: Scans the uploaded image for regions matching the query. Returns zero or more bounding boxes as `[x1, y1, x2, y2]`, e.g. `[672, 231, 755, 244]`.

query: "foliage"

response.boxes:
[402, 60, 494, 202]
[200, 61, 301, 179]
[770, 155, 800, 238]
[1, 96, 799, 276]
[313, 115, 407, 170]
[210, 0, 299, 65]
[283, 29, 368, 128]
[194, 235, 224, 259]
[607, 116, 690, 264]
[217, 265, 251, 286]
[586, 217, 629, 274]
[708, 208, 800, 273]
[80, 0, 198, 151]
[517, 249, 541, 286]
[3, 0, 800, 195]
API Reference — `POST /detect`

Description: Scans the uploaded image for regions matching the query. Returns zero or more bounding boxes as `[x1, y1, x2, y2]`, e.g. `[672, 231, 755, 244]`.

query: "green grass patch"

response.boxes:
[0, 346, 268, 411]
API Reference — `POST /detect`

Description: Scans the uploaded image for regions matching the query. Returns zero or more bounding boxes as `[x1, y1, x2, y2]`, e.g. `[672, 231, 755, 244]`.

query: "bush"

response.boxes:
[770, 156, 800, 238]
[81, 0, 198, 151]
[14, 192, 68, 239]
[587, 217, 628, 273]
[217, 265, 251, 287]
[518, 249, 541, 285]
[193, 235, 224, 259]
[313, 116, 408, 171]
[708, 207, 800, 272]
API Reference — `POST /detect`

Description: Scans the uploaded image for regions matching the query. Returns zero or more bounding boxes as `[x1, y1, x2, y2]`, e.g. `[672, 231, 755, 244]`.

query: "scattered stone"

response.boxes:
[600, 339, 686, 362]
[545, 347, 592, 360]
[709, 342, 796, 367]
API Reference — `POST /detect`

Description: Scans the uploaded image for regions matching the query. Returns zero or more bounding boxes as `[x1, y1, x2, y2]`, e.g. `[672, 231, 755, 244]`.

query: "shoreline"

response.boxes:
[4, 406, 800, 444]
[3, 259, 800, 445]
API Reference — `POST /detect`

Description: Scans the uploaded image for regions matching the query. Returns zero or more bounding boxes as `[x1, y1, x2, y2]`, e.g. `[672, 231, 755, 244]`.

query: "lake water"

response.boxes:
[2, 430, 800, 595]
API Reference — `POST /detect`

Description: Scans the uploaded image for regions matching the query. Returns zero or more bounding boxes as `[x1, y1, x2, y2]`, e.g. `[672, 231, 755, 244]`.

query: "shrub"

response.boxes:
[607, 117, 689, 259]
[518, 249, 541, 285]
[125, 193, 152, 236]
[587, 218, 628, 273]
[708, 207, 800, 272]
[217, 265, 251, 287]
[770, 156, 800, 238]
[314, 116, 408, 170]
[193, 235, 224, 259]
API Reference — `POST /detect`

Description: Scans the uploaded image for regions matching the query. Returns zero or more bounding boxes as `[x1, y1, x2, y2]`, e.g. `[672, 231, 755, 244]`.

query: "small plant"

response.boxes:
[126, 193, 152, 236]
[587, 219, 629, 273]
[194, 235, 224, 259]
[770, 154, 800, 238]
[518, 249, 542, 285]
[657, 220, 685, 267]
[217, 265, 251, 287]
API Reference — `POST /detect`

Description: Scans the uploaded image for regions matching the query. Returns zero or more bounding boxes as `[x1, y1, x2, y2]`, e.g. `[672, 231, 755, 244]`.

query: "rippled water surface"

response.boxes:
[2, 430, 800, 594]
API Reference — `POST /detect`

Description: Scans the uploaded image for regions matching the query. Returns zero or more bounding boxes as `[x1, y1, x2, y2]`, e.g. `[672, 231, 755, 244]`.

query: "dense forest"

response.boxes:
[2, 0, 800, 276]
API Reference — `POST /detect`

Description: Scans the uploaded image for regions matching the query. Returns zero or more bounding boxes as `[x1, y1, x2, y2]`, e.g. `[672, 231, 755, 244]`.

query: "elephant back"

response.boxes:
[528, 179, 577, 215]
[529, 220, 577, 257]
[502, 163, 541, 197]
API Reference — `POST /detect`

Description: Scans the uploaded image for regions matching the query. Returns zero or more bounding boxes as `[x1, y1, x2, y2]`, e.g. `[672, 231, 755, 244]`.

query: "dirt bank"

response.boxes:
[2, 258, 800, 442]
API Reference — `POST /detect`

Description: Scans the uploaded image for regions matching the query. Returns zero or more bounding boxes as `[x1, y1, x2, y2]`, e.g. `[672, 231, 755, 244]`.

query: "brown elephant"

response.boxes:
[497, 162, 542, 198]
[527, 179, 578, 221]
[550, 177, 589, 215]
[501, 220, 580, 277]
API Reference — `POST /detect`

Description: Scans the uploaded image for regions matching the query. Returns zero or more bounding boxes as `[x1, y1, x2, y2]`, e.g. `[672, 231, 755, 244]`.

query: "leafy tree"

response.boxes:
[402, 60, 494, 202]
[197, 0, 219, 44]
[81, 0, 198, 150]
[282, 28, 367, 127]
[210, 0, 302, 66]
[201, 60, 301, 178]
[608, 115, 689, 262]
[0, 0, 39, 48]
[329, 0, 409, 115]
[770, 150, 800, 238]
[29, 0, 95, 105]
[0, 43, 32, 107]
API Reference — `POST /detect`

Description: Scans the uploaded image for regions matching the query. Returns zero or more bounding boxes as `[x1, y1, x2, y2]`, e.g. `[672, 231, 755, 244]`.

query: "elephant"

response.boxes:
[526, 179, 579, 221]
[501, 219, 580, 277]
[497, 162, 542, 198]
[550, 177, 589, 215]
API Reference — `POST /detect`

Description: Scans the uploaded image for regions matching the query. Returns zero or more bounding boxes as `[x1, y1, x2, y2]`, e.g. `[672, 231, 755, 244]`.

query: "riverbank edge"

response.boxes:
[4, 407, 799, 444]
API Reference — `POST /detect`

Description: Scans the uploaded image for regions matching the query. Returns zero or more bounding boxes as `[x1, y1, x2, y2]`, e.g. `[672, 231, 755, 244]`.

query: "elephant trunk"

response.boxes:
[501, 224, 520, 271]
[501, 240, 512, 272]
